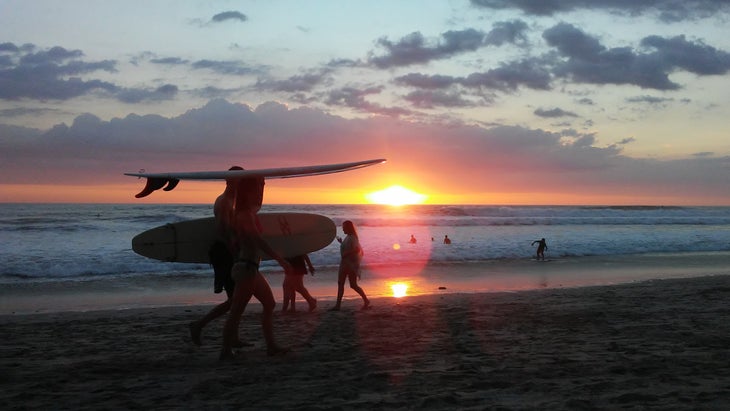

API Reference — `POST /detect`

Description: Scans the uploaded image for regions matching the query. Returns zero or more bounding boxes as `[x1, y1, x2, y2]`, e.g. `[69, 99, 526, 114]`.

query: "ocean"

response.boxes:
[1, 204, 729, 313]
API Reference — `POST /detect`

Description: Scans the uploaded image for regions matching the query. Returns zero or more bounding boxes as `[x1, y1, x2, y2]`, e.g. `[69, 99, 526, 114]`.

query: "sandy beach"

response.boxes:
[2, 274, 729, 410]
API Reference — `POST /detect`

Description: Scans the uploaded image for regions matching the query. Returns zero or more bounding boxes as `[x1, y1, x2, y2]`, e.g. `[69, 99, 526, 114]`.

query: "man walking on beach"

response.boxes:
[215, 168, 293, 360]
[188, 167, 250, 348]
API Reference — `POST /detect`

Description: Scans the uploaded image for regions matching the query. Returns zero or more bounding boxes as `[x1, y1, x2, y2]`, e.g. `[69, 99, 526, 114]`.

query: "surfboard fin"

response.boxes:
[135, 177, 172, 198]
[163, 178, 180, 192]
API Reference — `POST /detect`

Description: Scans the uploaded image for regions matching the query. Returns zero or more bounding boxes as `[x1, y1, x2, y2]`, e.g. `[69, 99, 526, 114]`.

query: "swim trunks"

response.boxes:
[231, 259, 259, 282]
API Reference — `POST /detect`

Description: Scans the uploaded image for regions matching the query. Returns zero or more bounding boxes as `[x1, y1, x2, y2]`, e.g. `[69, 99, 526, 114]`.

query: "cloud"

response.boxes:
[0, 43, 118, 100]
[534, 107, 579, 118]
[367, 21, 528, 68]
[325, 86, 411, 117]
[150, 57, 190, 65]
[640, 35, 730, 75]
[403, 90, 477, 108]
[1, 99, 727, 204]
[115, 84, 178, 103]
[255, 70, 333, 93]
[191, 59, 264, 76]
[0, 42, 21, 53]
[469, 0, 730, 22]
[0, 43, 186, 103]
[543, 23, 730, 90]
[211, 11, 248, 23]
[625, 95, 674, 106]
[617, 137, 636, 145]
[0, 107, 63, 118]
[394, 57, 552, 100]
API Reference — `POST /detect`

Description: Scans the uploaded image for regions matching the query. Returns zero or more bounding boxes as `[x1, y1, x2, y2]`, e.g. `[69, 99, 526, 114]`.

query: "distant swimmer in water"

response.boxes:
[409, 234, 417, 244]
[443, 235, 451, 244]
[531, 238, 547, 261]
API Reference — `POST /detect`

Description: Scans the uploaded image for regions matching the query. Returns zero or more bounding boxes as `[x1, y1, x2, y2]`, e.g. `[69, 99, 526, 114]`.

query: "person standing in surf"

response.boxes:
[330, 220, 370, 311]
[532, 238, 548, 261]
[215, 169, 293, 360]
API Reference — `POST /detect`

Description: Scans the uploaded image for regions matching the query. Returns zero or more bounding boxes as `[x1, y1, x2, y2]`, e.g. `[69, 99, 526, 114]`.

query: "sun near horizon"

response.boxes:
[365, 185, 428, 206]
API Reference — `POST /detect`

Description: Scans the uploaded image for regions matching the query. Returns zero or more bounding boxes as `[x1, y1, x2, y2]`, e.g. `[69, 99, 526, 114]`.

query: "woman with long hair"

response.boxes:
[330, 220, 370, 311]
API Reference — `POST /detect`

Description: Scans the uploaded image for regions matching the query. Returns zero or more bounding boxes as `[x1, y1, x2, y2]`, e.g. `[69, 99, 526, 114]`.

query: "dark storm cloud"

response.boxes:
[543, 23, 730, 90]
[211, 11, 248, 23]
[469, 0, 730, 22]
[534, 107, 579, 118]
[368, 21, 528, 68]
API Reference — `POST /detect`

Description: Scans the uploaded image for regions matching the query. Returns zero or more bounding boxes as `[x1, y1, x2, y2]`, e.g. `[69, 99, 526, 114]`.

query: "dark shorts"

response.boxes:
[209, 242, 235, 297]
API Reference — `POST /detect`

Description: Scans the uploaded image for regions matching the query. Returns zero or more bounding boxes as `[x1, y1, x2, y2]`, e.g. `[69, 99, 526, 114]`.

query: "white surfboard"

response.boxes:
[125, 158, 386, 198]
[132, 212, 336, 263]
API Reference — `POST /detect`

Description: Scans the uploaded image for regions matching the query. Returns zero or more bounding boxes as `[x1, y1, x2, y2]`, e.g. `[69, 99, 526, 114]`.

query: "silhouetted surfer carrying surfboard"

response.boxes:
[126, 159, 386, 359]
[216, 168, 292, 360]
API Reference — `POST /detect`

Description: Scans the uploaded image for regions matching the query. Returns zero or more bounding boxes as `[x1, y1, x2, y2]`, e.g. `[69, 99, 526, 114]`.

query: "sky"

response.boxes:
[1, 0, 729, 205]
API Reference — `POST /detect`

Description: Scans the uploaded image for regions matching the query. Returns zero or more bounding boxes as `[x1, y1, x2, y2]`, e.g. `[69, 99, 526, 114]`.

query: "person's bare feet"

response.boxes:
[308, 299, 317, 312]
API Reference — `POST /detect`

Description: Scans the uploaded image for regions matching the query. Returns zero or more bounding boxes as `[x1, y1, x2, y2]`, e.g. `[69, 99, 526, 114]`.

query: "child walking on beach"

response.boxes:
[330, 220, 370, 311]
[282, 254, 317, 312]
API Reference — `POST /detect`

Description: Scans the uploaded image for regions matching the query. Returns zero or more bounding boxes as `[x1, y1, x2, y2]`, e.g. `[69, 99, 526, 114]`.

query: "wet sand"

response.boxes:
[2, 274, 729, 410]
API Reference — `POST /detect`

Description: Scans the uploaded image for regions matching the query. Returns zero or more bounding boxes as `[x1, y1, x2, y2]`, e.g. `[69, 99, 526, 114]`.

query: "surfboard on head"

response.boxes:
[125, 158, 386, 198]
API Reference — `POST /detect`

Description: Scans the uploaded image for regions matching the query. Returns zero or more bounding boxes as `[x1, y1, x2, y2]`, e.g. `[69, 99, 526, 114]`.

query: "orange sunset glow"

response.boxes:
[365, 185, 428, 206]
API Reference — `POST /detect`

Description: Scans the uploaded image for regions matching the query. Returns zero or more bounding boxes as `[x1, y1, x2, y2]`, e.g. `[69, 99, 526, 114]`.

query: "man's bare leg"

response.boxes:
[220, 279, 254, 360]
[253, 273, 289, 356]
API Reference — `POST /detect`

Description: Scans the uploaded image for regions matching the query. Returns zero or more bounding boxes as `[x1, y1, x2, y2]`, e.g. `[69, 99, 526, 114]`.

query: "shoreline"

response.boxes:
[2, 274, 729, 409]
[2, 251, 729, 315]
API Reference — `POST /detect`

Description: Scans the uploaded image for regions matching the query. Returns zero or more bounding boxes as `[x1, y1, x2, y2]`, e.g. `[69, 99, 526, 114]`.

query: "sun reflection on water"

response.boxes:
[390, 282, 409, 298]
